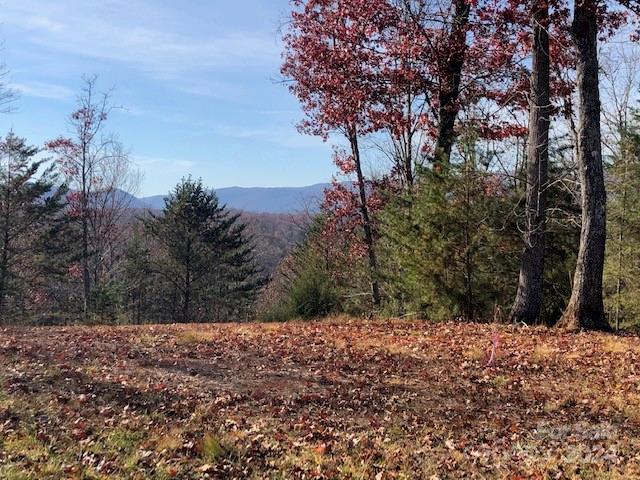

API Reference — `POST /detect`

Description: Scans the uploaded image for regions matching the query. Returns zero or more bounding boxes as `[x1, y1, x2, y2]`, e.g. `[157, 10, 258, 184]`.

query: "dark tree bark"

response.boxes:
[0, 178, 11, 318]
[349, 130, 381, 308]
[509, 0, 550, 324]
[81, 157, 90, 322]
[558, 0, 609, 331]
[434, 0, 471, 166]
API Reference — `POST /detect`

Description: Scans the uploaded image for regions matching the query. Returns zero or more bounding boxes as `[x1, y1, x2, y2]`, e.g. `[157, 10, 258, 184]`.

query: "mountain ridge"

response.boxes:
[131, 183, 329, 213]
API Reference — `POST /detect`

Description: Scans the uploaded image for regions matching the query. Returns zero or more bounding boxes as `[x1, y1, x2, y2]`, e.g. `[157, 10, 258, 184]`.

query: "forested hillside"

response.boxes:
[3, 0, 640, 330]
[4, 0, 640, 478]
[138, 184, 327, 214]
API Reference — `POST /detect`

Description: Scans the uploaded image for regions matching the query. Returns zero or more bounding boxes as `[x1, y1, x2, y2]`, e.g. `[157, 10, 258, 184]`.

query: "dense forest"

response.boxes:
[3, 0, 640, 331]
[263, 0, 640, 331]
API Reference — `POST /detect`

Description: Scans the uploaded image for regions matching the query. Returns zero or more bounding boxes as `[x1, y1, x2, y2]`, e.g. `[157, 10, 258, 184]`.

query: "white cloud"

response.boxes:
[1, 0, 281, 88]
[25, 16, 66, 34]
[133, 155, 196, 171]
[12, 81, 74, 101]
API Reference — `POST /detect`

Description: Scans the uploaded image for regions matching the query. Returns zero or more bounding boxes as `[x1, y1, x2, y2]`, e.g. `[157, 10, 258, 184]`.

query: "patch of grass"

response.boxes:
[386, 423, 406, 441]
[576, 467, 629, 480]
[280, 447, 329, 477]
[544, 399, 562, 414]
[564, 351, 582, 362]
[0, 383, 12, 412]
[465, 346, 486, 362]
[103, 427, 147, 453]
[609, 393, 640, 423]
[137, 333, 157, 347]
[601, 337, 629, 354]
[0, 381, 7, 402]
[532, 343, 556, 362]
[337, 456, 373, 479]
[154, 428, 183, 453]
[3, 433, 50, 463]
[491, 374, 510, 387]
[0, 465, 32, 480]
[122, 451, 142, 472]
[84, 427, 146, 457]
[200, 433, 228, 461]
[156, 465, 183, 480]
[178, 330, 216, 344]
[37, 458, 66, 478]
[354, 337, 413, 356]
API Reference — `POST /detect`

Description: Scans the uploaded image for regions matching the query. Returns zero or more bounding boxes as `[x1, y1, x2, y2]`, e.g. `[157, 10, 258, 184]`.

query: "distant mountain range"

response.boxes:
[131, 183, 329, 214]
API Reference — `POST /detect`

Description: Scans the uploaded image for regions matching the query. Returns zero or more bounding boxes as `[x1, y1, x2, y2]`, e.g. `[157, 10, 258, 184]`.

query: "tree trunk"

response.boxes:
[81, 151, 90, 323]
[183, 243, 192, 323]
[434, 0, 470, 166]
[509, 0, 550, 324]
[0, 187, 10, 321]
[403, 88, 415, 189]
[349, 130, 381, 308]
[558, 0, 609, 331]
[82, 214, 90, 321]
[183, 284, 190, 323]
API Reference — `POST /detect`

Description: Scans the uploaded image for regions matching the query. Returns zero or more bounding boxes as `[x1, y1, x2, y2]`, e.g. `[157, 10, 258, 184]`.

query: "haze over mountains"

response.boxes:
[132, 183, 329, 213]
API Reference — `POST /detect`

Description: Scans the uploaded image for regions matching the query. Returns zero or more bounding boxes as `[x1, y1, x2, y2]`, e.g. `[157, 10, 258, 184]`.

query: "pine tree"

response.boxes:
[0, 133, 67, 322]
[120, 226, 154, 324]
[379, 140, 521, 321]
[144, 178, 263, 323]
[258, 216, 340, 320]
[604, 125, 640, 330]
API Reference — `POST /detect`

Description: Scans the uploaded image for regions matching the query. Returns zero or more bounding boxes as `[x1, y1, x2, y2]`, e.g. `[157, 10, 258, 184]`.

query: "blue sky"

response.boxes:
[0, 0, 334, 196]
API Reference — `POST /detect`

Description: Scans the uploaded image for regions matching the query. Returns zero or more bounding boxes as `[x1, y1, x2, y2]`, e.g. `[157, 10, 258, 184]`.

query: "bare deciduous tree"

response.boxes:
[47, 76, 141, 320]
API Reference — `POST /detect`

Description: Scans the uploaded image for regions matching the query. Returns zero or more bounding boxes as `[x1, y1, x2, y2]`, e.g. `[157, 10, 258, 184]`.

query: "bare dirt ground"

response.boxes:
[1, 317, 640, 479]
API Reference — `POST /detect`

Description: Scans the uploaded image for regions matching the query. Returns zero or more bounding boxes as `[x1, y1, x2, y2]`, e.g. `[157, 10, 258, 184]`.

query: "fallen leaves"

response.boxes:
[1, 319, 640, 478]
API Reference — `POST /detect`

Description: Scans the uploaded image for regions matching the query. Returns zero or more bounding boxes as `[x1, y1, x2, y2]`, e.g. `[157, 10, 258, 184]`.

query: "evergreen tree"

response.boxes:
[0, 133, 68, 322]
[604, 124, 640, 330]
[258, 216, 340, 320]
[144, 178, 263, 323]
[120, 226, 154, 324]
[380, 161, 520, 322]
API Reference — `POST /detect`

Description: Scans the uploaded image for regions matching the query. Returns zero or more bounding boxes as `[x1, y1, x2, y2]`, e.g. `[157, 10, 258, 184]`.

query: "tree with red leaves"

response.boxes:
[282, 0, 396, 307]
[282, 0, 526, 308]
[46, 77, 140, 321]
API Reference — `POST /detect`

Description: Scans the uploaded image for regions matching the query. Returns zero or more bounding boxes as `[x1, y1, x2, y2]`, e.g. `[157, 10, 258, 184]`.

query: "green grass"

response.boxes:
[104, 427, 147, 453]
[201, 433, 229, 461]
